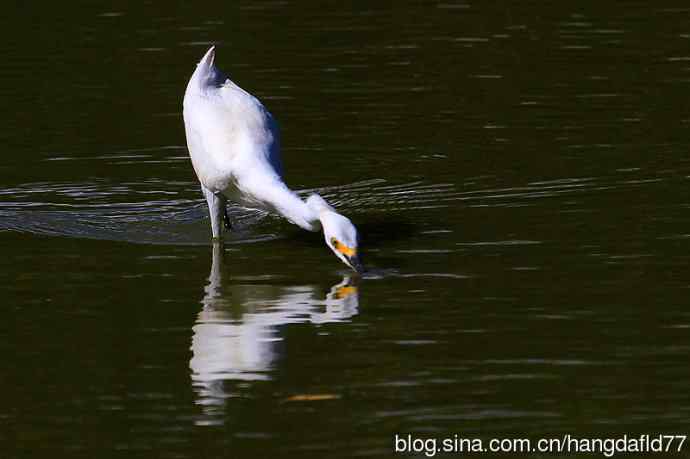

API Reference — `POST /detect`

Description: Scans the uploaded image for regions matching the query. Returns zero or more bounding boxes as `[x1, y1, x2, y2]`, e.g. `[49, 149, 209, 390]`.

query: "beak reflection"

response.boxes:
[190, 242, 361, 424]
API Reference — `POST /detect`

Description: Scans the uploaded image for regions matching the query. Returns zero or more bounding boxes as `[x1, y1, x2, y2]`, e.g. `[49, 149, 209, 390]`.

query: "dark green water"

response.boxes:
[2, 2, 690, 458]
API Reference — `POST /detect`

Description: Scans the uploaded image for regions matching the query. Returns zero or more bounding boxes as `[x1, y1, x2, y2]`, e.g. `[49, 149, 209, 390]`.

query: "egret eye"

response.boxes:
[331, 237, 338, 247]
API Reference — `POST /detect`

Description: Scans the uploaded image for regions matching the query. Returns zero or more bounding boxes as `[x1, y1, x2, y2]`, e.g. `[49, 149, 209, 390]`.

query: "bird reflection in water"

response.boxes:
[189, 242, 359, 422]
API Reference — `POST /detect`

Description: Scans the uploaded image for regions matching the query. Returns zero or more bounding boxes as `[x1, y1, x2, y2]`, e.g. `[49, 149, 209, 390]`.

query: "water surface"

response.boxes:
[2, 1, 690, 458]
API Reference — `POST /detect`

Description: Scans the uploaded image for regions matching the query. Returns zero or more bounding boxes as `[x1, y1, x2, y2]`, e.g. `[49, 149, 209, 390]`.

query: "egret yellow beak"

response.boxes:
[336, 243, 356, 258]
[331, 239, 363, 273]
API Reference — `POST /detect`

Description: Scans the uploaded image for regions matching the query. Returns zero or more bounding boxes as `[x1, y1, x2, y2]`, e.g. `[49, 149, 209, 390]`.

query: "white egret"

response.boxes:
[183, 46, 362, 272]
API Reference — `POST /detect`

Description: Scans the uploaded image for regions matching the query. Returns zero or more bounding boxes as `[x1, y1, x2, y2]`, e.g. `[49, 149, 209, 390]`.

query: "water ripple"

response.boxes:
[0, 178, 464, 244]
[0, 169, 679, 244]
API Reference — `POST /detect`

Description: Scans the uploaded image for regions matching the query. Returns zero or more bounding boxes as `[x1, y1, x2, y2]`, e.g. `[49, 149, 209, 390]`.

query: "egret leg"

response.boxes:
[201, 185, 227, 240]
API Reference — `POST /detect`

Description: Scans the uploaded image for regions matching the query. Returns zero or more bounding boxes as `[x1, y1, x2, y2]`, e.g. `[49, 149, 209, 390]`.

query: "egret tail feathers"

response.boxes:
[197, 45, 216, 70]
[189, 46, 223, 90]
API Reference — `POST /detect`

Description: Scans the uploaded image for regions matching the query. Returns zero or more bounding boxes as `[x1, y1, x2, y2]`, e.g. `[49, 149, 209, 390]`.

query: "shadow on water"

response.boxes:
[189, 242, 359, 426]
[286, 216, 417, 248]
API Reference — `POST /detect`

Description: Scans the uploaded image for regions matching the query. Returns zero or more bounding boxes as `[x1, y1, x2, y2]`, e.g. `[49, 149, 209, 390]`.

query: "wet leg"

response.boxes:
[201, 185, 226, 240]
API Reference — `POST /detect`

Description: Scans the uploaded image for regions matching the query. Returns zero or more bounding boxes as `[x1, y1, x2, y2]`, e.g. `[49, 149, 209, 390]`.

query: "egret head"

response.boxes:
[307, 195, 363, 273]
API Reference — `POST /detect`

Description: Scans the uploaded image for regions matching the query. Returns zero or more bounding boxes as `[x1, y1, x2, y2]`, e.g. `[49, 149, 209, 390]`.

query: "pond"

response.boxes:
[2, 1, 689, 457]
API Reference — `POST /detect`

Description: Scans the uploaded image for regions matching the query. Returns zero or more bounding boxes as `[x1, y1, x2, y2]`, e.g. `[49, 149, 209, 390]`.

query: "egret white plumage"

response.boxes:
[183, 46, 362, 272]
